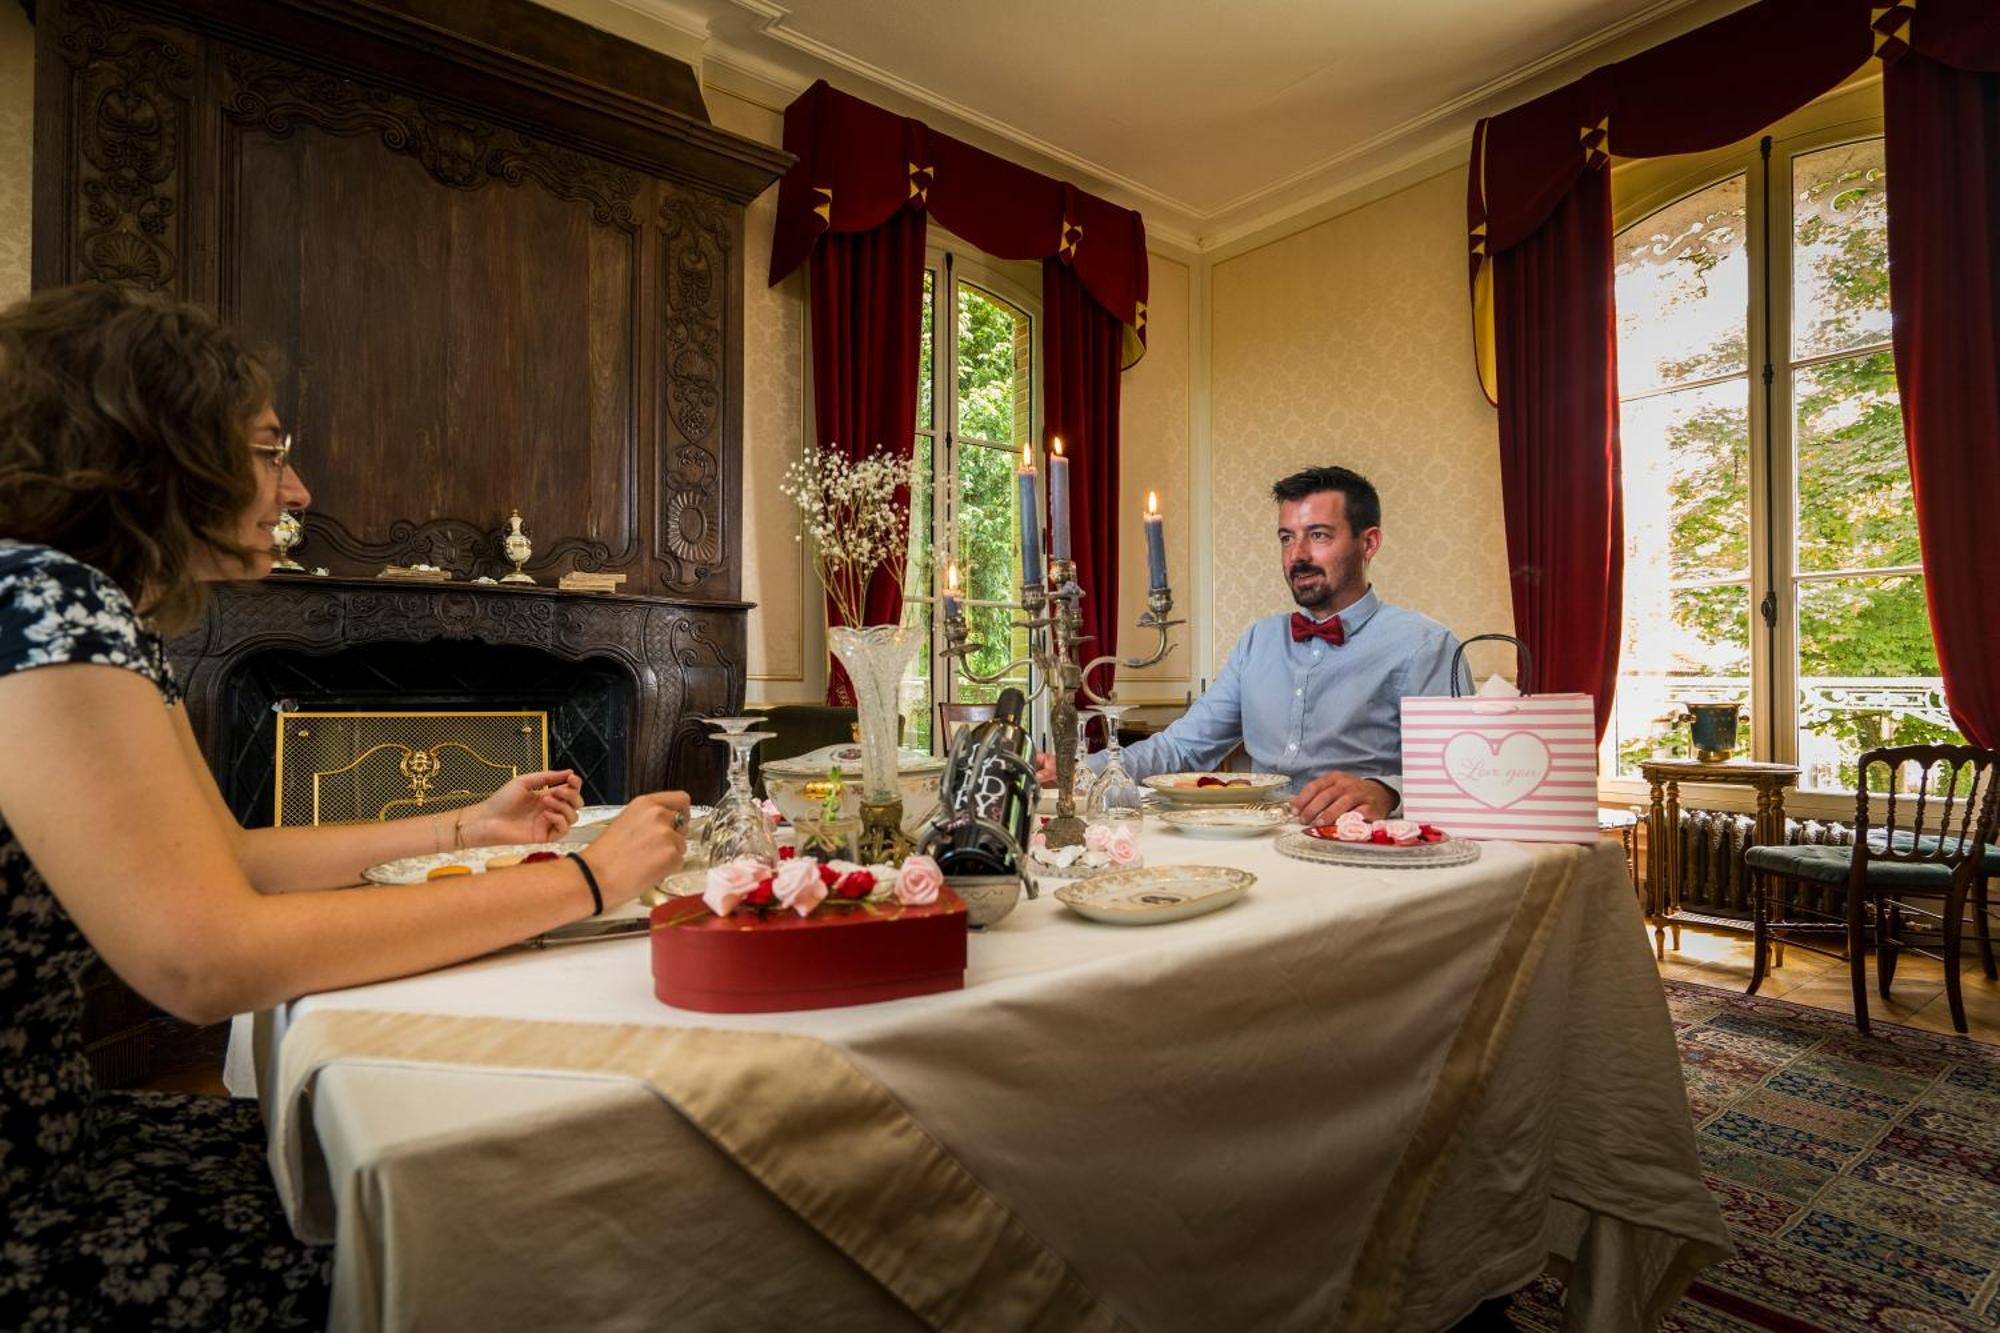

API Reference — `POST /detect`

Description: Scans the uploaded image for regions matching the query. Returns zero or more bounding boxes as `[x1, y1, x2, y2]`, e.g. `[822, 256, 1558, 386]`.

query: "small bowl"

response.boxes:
[948, 875, 1024, 929]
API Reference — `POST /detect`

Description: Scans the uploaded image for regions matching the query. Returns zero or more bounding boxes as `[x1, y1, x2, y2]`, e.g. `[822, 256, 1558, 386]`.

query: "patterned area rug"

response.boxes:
[1509, 978, 2000, 1332]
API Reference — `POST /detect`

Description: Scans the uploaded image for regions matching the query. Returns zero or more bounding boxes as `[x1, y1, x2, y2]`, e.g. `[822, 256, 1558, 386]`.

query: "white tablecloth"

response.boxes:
[260, 833, 1727, 1332]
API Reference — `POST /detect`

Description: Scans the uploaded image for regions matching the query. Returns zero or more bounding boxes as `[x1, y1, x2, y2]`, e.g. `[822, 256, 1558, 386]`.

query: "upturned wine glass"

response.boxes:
[701, 723, 778, 867]
[1082, 702, 1146, 825]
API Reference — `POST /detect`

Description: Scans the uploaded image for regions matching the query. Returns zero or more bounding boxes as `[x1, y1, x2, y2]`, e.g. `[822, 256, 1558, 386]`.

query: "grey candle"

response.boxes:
[1049, 436, 1071, 562]
[1016, 443, 1044, 586]
[1144, 490, 1168, 591]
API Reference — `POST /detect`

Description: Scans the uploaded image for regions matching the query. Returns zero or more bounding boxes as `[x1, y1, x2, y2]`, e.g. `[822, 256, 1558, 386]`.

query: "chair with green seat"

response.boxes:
[1744, 744, 2000, 1034]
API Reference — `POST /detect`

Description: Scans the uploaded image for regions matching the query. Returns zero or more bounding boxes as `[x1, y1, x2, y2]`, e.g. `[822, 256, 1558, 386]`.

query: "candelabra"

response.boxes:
[942, 559, 1182, 849]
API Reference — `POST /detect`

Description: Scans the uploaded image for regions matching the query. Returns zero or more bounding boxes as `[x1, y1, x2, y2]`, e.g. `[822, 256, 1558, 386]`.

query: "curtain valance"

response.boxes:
[770, 80, 1150, 367]
[1469, 0, 1998, 404]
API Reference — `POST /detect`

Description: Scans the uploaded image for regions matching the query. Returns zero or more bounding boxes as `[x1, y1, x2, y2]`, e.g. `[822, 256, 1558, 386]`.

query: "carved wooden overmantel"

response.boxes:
[28, 0, 790, 1085]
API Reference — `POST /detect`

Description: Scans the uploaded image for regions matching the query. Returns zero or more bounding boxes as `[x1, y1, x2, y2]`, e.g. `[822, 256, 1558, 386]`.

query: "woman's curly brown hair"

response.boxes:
[0, 283, 273, 633]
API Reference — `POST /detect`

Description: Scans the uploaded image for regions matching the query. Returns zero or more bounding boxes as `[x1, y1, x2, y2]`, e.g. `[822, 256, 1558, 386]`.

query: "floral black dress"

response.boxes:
[0, 542, 330, 1331]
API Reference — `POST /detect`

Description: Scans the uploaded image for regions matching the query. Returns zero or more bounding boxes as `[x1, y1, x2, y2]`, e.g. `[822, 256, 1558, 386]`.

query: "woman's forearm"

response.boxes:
[238, 810, 470, 892]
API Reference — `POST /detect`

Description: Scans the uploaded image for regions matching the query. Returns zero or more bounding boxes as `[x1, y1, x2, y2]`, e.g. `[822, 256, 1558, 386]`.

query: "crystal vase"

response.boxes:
[828, 623, 924, 804]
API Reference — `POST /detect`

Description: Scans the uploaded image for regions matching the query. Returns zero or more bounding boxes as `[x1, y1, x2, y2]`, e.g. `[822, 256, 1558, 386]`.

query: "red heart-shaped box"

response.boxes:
[650, 890, 968, 1013]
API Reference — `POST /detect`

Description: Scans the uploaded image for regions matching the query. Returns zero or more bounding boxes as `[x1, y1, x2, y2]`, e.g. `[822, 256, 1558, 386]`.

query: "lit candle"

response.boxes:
[943, 561, 962, 622]
[1048, 436, 1071, 563]
[1016, 441, 1044, 586]
[1144, 490, 1168, 592]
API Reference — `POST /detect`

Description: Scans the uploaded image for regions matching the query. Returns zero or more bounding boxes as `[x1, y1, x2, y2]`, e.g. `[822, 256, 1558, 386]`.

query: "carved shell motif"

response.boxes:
[664, 488, 720, 567]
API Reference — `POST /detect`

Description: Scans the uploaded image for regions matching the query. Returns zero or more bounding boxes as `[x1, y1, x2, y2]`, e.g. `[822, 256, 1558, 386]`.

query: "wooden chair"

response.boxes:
[1744, 744, 2000, 1033]
[938, 701, 997, 750]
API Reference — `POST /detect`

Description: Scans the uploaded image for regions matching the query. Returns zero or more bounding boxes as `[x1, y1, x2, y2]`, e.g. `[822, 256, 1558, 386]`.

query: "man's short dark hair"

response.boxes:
[1270, 466, 1381, 534]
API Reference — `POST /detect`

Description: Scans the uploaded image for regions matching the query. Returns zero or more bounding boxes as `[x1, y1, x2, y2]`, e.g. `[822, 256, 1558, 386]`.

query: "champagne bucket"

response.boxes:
[1686, 703, 1741, 763]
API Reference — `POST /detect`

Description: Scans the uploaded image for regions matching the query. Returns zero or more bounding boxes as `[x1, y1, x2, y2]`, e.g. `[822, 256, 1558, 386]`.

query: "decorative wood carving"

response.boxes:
[656, 186, 732, 595]
[219, 46, 644, 232]
[49, 0, 193, 293]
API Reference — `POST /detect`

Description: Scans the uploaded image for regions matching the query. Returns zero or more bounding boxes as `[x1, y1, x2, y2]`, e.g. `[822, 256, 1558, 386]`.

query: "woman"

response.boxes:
[0, 284, 691, 1330]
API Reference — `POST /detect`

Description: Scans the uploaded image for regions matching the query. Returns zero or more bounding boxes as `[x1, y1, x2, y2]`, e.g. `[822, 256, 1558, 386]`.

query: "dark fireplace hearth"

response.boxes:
[166, 577, 746, 820]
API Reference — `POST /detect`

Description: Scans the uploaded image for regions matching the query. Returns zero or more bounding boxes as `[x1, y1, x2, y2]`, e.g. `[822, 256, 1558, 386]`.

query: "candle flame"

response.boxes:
[945, 562, 959, 592]
[1021, 440, 1033, 469]
[1051, 435, 1064, 458]
[1147, 490, 1159, 516]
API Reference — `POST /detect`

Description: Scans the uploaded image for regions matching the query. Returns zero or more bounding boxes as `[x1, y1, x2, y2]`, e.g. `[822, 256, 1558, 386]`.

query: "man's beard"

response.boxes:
[1288, 562, 1336, 611]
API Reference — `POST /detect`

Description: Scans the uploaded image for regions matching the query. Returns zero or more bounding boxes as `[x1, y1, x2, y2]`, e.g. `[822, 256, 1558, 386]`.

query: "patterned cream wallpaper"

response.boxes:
[1208, 166, 1515, 679]
[1115, 253, 1193, 703]
[706, 86, 816, 700]
[0, 7, 33, 308]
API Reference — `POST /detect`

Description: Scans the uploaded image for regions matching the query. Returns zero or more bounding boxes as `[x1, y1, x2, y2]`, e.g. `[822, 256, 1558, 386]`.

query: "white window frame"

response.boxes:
[1601, 77, 1907, 821]
[912, 232, 1044, 750]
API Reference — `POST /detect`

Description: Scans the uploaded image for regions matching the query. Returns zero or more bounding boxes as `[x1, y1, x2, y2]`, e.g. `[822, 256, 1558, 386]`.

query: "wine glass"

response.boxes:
[701, 725, 778, 868]
[1070, 707, 1102, 811]
[1083, 702, 1146, 825]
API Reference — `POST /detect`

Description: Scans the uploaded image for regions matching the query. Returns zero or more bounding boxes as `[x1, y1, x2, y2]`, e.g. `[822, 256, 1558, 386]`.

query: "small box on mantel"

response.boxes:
[649, 891, 967, 1013]
[558, 571, 626, 593]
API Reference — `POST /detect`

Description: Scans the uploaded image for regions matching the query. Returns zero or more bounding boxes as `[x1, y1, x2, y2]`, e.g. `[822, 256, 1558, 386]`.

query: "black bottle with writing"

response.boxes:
[924, 686, 1036, 878]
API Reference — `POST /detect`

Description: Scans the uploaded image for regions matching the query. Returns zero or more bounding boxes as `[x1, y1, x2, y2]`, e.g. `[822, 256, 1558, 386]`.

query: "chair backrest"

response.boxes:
[939, 701, 997, 750]
[747, 705, 857, 797]
[1852, 744, 2000, 879]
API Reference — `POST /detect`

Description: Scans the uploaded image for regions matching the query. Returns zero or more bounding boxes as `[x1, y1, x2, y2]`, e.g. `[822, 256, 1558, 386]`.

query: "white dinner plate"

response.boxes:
[363, 842, 589, 885]
[1053, 865, 1256, 925]
[1155, 806, 1291, 838]
[1142, 772, 1290, 805]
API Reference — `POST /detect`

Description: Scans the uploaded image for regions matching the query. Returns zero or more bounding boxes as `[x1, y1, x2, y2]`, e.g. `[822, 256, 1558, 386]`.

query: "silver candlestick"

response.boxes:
[942, 558, 1181, 849]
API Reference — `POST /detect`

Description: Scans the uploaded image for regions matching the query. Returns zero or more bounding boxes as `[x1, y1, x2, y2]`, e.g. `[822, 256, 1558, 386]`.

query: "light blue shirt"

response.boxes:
[1094, 588, 1464, 807]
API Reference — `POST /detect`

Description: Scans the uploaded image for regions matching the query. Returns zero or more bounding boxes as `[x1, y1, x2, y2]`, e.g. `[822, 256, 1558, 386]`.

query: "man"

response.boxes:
[1040, 465, 1463, 826]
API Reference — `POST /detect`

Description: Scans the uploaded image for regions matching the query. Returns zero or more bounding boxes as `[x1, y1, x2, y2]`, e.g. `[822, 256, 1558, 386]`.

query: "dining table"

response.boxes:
[254, 826, 1729, 1333]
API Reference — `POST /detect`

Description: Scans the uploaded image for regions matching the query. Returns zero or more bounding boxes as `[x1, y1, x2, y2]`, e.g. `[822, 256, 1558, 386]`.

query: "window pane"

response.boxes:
[1792, 140, 1891, 361]
[1794, 351, 1914, 574]
[957, 441, 1027, 693]
[918, 270, 935, 431]
[1796, 574, 1963, 790]
[903, 433, 934, 752]
[1623, 379, 1752, 582]
[1609, 583, 1752, 776]
[1615, 176, 1749, 396]
[957, 283, 1027, 447]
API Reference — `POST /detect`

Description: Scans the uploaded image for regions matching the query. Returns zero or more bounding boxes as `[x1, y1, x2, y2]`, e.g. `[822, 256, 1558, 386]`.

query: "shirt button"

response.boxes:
[1288, 742, 1298, 752]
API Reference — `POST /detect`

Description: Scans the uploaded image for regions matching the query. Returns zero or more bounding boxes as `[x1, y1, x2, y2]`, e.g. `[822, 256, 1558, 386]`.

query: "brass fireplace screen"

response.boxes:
[273, 711, 550, 827]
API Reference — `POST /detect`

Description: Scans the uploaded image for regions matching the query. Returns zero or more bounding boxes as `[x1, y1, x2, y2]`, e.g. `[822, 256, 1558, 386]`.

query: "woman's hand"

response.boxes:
[463, 769, 584, 847]
[583, 792, 692, 904]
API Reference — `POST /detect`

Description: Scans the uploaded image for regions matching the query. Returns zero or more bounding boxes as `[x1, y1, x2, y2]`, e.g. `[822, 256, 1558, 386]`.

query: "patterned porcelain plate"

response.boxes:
[1053, 865, 1256, 925]
[363, 841, 590, 885]
[1142, 772, 1290, 805]
[647, 868, 711, 905]
[1155, 805, 1291, 838]
[1275, 830, 1482, 870]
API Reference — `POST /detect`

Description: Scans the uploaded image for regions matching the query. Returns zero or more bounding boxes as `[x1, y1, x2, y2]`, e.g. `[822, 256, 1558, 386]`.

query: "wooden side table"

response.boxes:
[1638, 759, 1800, 961]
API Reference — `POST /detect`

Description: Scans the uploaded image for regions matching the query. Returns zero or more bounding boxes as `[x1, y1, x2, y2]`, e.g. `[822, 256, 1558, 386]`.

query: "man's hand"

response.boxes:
[1290, 772, 1394, 826]
[1033, 751, 1059, 788]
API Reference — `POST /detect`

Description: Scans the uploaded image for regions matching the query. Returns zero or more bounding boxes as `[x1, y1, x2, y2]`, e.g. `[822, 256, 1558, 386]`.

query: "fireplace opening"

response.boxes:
[210, 641, 635, 827]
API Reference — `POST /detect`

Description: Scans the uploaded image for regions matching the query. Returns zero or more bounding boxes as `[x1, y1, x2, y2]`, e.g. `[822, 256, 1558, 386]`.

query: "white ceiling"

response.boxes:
[577, 0, 1743, 250]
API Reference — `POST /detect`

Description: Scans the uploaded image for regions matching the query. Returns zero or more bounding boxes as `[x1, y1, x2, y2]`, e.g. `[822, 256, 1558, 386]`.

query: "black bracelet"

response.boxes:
[566, 851, 604, 916]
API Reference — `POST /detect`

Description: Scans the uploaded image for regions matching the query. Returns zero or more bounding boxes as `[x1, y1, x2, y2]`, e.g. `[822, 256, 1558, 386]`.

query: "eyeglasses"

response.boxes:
[249, 434, 294, 475]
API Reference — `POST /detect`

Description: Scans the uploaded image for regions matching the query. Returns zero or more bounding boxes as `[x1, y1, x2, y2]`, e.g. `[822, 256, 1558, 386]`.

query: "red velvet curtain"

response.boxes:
[809, 208, 928, 705]
[1492, 169, 1622, 738]
[1043, 260, 1126, 701]
[1468, 0, 1997, 746]
[1884, 43, 2000, 747]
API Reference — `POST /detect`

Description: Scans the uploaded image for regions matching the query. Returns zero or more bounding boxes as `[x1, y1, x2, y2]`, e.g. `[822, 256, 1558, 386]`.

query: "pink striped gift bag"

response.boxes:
[1399, 635, 1600, 843]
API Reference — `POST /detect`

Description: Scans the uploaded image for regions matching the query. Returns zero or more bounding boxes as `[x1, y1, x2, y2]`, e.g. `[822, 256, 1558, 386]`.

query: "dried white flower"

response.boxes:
[778, 443, 917, 628]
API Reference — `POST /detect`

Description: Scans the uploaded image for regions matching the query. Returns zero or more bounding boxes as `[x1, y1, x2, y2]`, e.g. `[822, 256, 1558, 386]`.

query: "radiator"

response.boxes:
[1665, 810, 1855, 921]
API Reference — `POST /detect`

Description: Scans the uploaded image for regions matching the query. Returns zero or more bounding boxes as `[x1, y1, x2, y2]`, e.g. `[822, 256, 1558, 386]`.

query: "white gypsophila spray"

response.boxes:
[776, 443, 915, 628]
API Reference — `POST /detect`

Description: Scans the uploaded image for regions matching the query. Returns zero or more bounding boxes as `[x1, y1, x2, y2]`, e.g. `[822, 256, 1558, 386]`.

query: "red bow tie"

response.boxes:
[1290, 612, 1345, 645]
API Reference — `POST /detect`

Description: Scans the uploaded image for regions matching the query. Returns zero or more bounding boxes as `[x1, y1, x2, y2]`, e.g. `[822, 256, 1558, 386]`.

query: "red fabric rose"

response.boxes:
[745, 878, 776, 906]
[817, 862, 840, 888]
[833, 869, 876, 900]
[778, 845, 796, 860]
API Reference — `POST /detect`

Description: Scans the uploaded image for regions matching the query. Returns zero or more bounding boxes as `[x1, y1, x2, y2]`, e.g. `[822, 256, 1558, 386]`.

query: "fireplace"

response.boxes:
[167, 576, 745, 817]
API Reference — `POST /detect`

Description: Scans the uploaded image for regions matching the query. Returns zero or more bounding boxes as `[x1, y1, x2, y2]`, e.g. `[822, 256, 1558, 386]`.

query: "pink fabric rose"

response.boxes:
[896, 854, 943, 906]
[703, 856, 766, 917]
[1106, 824, 1143, 866]
[1083, 823, 1112, 852]
[1382, 819, 1423, 847]
[1030, 830, 1048, 852]
[773, 856, 828, 917]
[1334, 810, 1375, 843]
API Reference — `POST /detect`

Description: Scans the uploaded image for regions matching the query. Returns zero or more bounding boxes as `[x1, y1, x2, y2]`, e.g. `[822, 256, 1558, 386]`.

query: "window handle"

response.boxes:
[1759, 590, 1777, 628]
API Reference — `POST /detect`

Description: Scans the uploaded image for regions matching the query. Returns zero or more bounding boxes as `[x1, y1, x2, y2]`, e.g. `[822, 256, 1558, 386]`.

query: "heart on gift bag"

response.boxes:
[1442, 732, 1552, 809]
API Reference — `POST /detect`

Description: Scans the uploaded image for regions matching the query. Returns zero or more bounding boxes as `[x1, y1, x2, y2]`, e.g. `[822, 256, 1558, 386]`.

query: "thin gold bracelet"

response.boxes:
[454, 809, 466, 850]
[432, 813, 444, 854]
